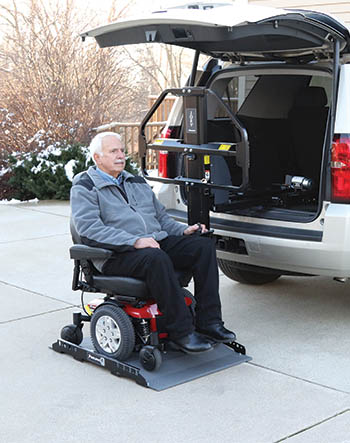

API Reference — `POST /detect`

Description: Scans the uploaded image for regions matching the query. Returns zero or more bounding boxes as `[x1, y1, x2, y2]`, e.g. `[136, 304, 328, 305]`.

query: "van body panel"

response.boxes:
[335, 64, 350, 133]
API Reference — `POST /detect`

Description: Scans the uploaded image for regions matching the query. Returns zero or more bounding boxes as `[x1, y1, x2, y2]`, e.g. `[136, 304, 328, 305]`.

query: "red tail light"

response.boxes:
[331, 135, 350, 202]
[158, 127, 172, 178]
[158, 151, 168, 178]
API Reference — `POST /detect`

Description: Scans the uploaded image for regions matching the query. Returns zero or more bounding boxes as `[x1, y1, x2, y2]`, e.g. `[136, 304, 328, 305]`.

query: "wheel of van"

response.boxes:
[218, 259, 281, 285]
[90, 304, 135, 361]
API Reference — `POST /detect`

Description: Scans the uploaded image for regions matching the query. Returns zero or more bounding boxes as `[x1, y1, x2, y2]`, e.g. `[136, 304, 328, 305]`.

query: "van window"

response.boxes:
[309, 75, 332, 105]
[237, 75, 311, 119]
[213, 75, 259, 118]
[211, 72, 331, 120]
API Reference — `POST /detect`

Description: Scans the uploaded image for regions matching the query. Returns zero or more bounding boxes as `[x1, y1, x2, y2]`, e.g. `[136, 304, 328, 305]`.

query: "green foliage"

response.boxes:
[7, 143, 90, 200]
[6, 142, 140, 201]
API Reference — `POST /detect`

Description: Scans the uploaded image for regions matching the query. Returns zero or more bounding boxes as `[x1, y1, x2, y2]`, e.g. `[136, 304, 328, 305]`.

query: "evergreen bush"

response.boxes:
[5, 141, 139, 201]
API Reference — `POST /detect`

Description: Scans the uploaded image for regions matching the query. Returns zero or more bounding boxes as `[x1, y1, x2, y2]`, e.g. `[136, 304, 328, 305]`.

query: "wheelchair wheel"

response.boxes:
[60, 324, 83, 345]
[139, 345, 162, 372]
[90, 304, 135, 361]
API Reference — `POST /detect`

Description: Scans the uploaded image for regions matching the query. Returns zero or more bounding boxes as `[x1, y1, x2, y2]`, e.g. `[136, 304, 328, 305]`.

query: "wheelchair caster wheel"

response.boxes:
[61, 324, 83, 345]
[139, 345, 162, 372]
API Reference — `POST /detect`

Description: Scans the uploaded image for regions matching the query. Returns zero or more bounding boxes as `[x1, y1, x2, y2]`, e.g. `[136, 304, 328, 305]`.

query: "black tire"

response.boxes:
[139, 345, 162, 372]
[90, 304, 135, 361]
[218, 259, 281, 285]
[60, 324, 83, 345]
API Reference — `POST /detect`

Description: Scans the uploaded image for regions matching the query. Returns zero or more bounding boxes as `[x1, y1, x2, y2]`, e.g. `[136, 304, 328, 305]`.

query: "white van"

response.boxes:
[83, 2, 350, 284]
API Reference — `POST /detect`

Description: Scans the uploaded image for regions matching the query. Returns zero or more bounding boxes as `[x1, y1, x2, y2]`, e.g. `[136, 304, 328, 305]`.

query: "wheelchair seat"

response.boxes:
[92, 275, 150, 299]
[69, 220, 192, 300]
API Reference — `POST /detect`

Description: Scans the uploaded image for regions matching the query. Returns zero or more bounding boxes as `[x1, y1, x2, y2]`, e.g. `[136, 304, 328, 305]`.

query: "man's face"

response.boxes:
[94, 135, 126, 177]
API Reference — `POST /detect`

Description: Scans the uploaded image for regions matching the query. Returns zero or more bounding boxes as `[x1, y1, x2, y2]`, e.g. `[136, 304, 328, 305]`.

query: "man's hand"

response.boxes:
[134, 237, 160, 249]
[183, 223, 208, 236]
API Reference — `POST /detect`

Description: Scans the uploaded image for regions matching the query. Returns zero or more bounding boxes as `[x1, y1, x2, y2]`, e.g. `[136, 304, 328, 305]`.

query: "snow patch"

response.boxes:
[0, 198, 39, 205]
[64, 159, 77, 182]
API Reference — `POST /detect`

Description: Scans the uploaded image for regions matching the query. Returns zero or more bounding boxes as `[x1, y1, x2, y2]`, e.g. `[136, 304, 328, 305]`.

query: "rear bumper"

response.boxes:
[216, 236, 349, 278]
[168, 204, 350, 278]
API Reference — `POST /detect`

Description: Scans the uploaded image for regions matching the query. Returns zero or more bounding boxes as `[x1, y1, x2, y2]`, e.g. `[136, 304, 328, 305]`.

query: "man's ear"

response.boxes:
[93, 153, 100, 164]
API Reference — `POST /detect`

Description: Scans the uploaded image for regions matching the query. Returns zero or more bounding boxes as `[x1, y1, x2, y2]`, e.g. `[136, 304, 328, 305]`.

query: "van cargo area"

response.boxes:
[165, 66, 333, 224]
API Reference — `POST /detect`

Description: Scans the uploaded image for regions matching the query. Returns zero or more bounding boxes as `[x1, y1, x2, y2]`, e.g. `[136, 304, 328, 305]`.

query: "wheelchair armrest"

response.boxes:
[70, 244, 114, 260]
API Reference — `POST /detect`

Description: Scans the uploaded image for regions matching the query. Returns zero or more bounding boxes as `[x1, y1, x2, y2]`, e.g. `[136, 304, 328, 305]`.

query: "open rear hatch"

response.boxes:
[82, 3, 350, 226]
[82, 4, 350, 61]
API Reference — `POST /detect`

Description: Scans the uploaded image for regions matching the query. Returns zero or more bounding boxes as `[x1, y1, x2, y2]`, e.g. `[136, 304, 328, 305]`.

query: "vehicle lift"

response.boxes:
[139, 84, 250, 229]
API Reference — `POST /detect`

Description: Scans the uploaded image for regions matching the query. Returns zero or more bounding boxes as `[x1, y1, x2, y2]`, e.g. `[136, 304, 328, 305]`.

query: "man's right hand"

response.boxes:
[134, 237, 160, 249]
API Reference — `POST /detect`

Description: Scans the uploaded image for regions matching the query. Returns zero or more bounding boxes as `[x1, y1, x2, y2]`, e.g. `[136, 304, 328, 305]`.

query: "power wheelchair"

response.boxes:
[61, 222, 205, 371]
[60, 222, 246, 372]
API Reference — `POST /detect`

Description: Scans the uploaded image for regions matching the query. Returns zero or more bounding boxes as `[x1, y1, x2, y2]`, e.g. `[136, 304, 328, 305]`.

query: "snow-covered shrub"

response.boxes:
[6, 142, 92, 200]
[5, 142, 139, 201]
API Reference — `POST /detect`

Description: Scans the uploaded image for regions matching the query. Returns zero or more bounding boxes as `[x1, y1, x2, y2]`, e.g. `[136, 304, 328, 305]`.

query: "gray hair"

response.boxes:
[89, 132, 122, 164]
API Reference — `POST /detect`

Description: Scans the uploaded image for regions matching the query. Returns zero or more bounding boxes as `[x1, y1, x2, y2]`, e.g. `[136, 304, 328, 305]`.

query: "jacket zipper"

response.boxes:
[133, 208, 148, 233]
[116, 182, 148, 234]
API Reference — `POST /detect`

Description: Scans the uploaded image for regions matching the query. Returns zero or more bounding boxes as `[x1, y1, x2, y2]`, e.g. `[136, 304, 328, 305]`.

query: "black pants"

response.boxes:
[103, 235, 222, 339]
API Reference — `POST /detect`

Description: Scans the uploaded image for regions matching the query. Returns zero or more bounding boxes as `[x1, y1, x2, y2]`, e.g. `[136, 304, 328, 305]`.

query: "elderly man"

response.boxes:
[70, 131, 236, 353]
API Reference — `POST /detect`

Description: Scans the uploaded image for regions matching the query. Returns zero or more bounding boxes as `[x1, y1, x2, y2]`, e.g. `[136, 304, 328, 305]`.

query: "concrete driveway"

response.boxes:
[1, 201, 350, 443]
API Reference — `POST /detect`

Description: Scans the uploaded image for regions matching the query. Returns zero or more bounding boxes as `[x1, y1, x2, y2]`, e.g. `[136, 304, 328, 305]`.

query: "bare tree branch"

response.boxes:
[0, 0, 147, 162]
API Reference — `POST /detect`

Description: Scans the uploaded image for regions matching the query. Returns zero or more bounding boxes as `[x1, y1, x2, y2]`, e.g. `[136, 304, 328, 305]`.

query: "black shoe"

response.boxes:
[171, 332, 214, 354]
[197, 323, 236, 343]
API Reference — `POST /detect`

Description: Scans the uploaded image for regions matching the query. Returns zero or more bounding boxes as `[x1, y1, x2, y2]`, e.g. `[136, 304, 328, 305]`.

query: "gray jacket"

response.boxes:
[70, 166, 186, 270]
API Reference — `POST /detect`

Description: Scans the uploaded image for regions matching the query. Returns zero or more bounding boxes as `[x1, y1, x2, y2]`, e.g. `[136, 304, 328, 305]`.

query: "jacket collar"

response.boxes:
[87, 166, 134, 189]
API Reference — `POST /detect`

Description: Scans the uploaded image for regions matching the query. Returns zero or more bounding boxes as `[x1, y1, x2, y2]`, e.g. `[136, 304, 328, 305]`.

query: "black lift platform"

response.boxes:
[52, 338, 251, 391]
